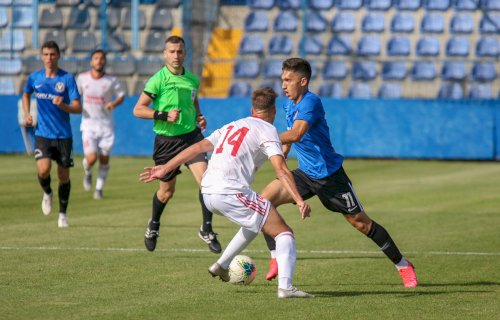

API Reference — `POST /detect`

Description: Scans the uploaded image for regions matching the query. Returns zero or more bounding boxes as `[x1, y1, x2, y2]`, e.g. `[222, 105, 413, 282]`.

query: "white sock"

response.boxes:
[217, 227, 257, 269]
[275, 231, 296, 290]
[95, 164, 110, 191]
[270, 250, 277, 259]
[395, 257, 409, 270]
[82, 158, 92, 175]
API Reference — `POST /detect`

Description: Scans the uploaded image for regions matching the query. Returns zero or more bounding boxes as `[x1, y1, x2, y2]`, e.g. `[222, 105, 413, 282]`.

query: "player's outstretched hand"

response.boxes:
[297, 201, 311, 220]
[139, 166, 167, 183]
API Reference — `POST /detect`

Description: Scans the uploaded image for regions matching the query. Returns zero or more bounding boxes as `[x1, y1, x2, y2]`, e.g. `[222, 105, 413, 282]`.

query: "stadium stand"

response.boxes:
[450, 13, 474, 33]
[310, 0, 334, 10]
[318, 82, 342, 98]
[387, 36, 411, 56]
[233, 59, 260, 78]
[331, 12, 356, 32]
[471, 61, 497, 81]
[0, 77, 16, 95]
[43, 30, 67, 51]
[244, 11, 268, 32]
[382, 61, 407, 80]
[438, 82, 464, 99]
[300, 35, 323, 55]
[229, 81, 252, 97]
[349, 82, 372, 98]
[268, 35, 293, 55]
[274, 10, 298, 32]
[39, 7, 63, 29]
[411, 61, 437, 80]
[378, 83, 402, 98]
[362, 13, 385, 32]
[322, 60, 348, 80]
[441, 61, 467, 80]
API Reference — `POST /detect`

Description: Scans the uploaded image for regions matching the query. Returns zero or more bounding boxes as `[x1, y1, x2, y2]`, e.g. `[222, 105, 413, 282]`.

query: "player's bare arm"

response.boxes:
[269, 155, 311, 220]
[140, 139, 214, 183]
[105, 95, 125, 110]
[279, 119, 309, 145]
[53, 97, 82, 114]
[133, 93, 179, 122]
[21, 93, 33, 126]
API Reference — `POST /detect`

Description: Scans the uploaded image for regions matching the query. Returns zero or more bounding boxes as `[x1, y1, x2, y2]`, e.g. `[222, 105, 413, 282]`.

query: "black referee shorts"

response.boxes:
[153, 128, 207, 182]
[292, 167, 364, 215]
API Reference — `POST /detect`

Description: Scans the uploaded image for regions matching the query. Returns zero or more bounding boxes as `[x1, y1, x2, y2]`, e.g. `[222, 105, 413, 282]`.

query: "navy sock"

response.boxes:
[264, 233, 276, 251]
[367, 221, 403, 264]
[58, 181, 71, 214]
[38, 175, 52, 194]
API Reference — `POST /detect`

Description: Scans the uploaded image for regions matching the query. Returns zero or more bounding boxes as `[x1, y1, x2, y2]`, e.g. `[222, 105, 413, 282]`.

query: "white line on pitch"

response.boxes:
[0, 246, 499, 256]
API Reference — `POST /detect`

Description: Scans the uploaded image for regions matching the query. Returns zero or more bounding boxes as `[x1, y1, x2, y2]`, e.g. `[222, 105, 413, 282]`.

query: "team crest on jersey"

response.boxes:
[55, 82, 65, 93]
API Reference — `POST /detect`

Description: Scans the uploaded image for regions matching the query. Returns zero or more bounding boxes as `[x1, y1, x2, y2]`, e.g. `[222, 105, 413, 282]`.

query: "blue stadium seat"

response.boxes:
[416, 37, 440, 56]
[39, 7, 63, 29]
[0, 7, 7, 28]
[123, 7, 146, 30]
[352, 61, 377, 80]
[155, 0, 180, 7]
[411, 61, 436, 80]
[421, 13, 444, 33]
[441, 61, 467, 80]
[322, 60, 347, 80]
[96, 7, 121, 30]
[391, 13, 415, 32]
[438, 82, 464, 99]
[452, 0, 478, 10]
[378, 83, 402, 98]
[132, 79, 147, 96]
[0, 77, 16, 95]
[479, 15, 500, 33]
[382, 61, 407, 80]
[349, 82, 372, 98]
[44, 30, 67, 51]
[310, 60, 319, 79]
[0, 58, 22, 75]
[143, 32, 164, 53]
[468, 83, 493, 99]
[362, 13, 385, 32]
[336, 0, 362, 10]
[300, 35, 323, 55]
[476, 37, 500, 56]
[151, 8, 173, 30]
[423, 0, 449, 10]
[318, 83, 343, 98]
[233, 60, 260, 78]
[245, 11, 269, 32]
[309, 0, 334, 10]
[248, 0, 274, 9]
[274, 11, 298, 32]
[108, 55, 136, 76]
[107, 31, 130, 52]
[327, 35, 352, 55]
[365, 0, 392, 10]
[72, 31, 97, 52]
[56, 0, 82, 5]
[259, 81, 283, 96]
[446, 36, 469, 56]
[22, 56, 42, 74]
[387, 36, 411, 56]
[0, 30, 25, 52]
[137, 56, 163, 76]
[331, 12, 356, 32]
[12, 6, 32, 28]
[263, 59, 283, 79]
[239, 35, 264, 54]
[480, 0, 500, 11]
[305, 10, 328, 32]
[229, 82, 252, 97]
[268, 35, 293, 54]
[450, 13, 474, 33]
[358, 35, 381, 56]
[277, 0, 300, 9]
[67, 7, 91, 29]
[394, 0, 421, 11]
[471, 62, 497, 81]
[58, 57, 80, 74]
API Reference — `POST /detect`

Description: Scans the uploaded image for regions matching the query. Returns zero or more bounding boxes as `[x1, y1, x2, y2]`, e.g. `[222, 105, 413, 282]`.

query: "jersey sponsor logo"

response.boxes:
[34, 92, 58, 100]
[55, 82, 65, 93]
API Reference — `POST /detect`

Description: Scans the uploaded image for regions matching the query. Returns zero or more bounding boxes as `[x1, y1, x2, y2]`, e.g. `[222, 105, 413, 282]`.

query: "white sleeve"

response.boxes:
[205, 127, 223, 146]
[262, 127, 283, 158]
[112, 76, 126, 98]
[76, 74, 83, 95]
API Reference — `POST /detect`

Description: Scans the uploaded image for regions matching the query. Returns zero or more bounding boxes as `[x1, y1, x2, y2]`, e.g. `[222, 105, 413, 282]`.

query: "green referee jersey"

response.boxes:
[144, 66, 200, 136]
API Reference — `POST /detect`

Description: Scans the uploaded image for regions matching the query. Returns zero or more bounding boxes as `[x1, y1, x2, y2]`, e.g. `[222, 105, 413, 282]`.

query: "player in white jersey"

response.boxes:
[140, 87, 314, 298]
[77, 50, 125, 199]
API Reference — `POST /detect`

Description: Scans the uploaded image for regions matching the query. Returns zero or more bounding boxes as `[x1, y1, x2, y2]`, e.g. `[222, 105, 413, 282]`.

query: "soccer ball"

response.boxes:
[228, 255, 257, 285]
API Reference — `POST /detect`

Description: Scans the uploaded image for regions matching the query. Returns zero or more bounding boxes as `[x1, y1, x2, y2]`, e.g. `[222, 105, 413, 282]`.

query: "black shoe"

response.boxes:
[198, 227, 222, 254]
[144, 220, 160, 252]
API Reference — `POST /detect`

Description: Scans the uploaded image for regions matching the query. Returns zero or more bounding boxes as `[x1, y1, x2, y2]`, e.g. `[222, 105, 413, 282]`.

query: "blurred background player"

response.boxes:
[133, 36, 221, 253]
[140, 87, 314, 299]
[22, 40, 82, 228]
[262, 58, 418, 288]
[77, 49, 125, 200]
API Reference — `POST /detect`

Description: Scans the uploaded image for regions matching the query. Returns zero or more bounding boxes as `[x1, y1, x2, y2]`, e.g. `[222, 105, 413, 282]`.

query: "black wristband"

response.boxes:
[153, 110, 168, 121]
[197, 114, 203, 117]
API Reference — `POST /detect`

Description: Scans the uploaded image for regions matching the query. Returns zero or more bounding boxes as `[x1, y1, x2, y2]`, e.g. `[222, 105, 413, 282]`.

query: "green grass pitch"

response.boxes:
[0, 155, 499, 319]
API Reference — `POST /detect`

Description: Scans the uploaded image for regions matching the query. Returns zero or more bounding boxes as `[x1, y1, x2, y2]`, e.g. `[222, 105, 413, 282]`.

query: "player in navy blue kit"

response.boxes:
[262, 58, 418, 288]
[22, 41, 82, 228]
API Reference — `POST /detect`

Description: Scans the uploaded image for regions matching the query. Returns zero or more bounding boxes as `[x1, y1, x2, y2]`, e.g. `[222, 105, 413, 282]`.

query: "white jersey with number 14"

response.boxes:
[201, 116, 283, 195]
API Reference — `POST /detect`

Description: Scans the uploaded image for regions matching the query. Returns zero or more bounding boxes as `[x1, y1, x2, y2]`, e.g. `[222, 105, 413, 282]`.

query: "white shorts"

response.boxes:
[82, 130, 114, 156]
[202, 190, 271, 234]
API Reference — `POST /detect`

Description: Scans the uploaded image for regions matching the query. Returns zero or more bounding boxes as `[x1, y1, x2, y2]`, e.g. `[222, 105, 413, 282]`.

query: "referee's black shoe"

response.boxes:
[198, 227, 222, 254]
[144, 219, 160, 252]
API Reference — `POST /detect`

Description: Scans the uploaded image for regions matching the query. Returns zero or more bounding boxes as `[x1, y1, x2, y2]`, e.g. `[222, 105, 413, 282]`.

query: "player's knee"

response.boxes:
[157, 190, 174, 203]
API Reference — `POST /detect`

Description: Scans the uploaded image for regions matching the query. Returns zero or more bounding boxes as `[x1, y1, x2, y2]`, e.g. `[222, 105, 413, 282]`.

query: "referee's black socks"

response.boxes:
[152, 192, 166, 223]
[367, 221, 403, 265]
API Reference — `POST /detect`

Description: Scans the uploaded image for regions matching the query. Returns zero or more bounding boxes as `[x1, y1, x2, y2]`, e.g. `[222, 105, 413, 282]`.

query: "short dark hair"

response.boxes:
[41, 41, 60, 56]
[252, 87, 277, 113]
[165, 35, 185, 45]
[91, 49, 107, 59]
[282, 58, 311, 81]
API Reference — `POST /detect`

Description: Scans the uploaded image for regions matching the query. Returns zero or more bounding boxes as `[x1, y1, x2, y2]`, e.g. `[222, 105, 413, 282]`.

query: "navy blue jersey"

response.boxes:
[24, 69, 80, 139]
[283, 91, 343, 179]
